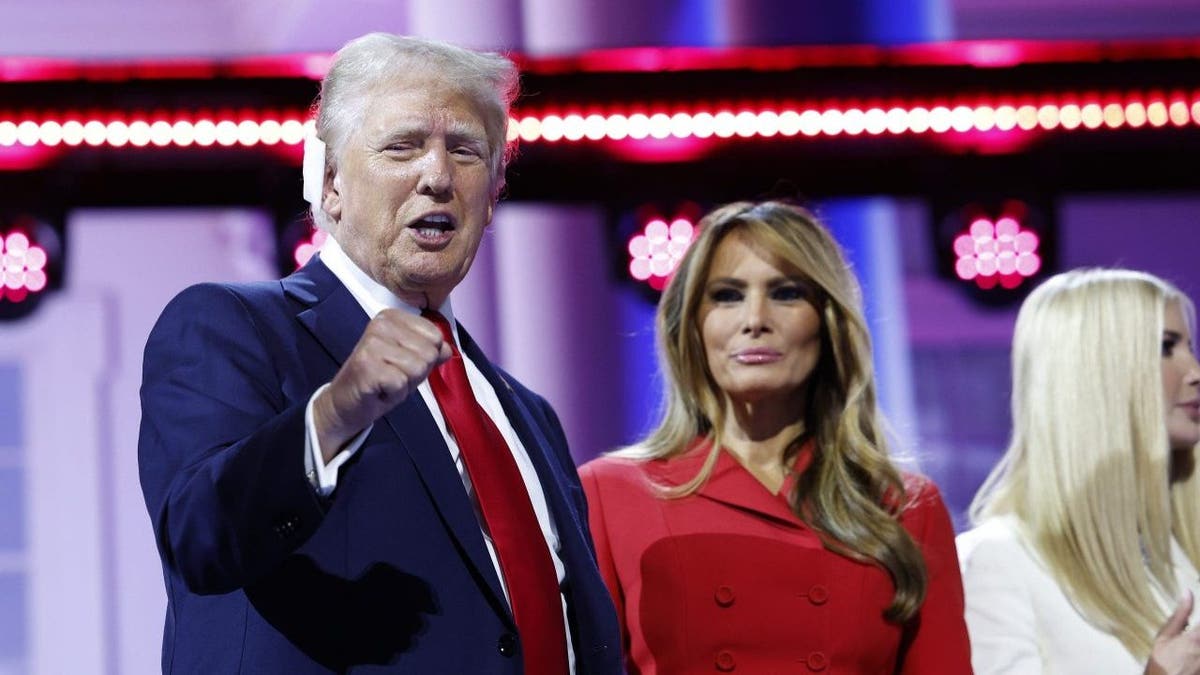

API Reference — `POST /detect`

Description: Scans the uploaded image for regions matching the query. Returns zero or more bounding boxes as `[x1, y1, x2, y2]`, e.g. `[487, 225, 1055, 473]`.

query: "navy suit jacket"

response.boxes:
[138, 258, 623, 674]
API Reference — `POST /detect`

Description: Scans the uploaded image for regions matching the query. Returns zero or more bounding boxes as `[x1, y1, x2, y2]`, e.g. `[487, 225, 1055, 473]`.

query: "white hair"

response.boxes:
[308, 33, 519, 230]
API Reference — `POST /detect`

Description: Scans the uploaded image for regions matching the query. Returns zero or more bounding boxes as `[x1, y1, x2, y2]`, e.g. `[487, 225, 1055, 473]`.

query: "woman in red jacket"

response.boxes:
[579, 200, 972, 674]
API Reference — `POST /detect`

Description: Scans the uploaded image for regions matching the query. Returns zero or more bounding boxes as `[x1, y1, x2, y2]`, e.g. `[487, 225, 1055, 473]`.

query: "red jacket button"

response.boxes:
[806, 584, 829, 605]
[715, 650, 736, 671]
[714, 585, 735, 607]
[806, 651, 828, 671]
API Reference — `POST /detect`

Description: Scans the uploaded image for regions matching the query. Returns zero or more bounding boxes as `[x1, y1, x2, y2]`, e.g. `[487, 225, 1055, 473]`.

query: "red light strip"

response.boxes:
[516, 39, 1200, 74]
[2, 93, 1198, 151]
[508, 95, 1200, 143]
[5, 39, 1200, 82]
[0, 54, 332, 83]
[0, 116, 313, 149]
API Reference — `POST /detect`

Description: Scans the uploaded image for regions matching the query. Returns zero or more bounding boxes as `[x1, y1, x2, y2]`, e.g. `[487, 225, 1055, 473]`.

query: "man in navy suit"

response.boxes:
[138, 33, 622, 674]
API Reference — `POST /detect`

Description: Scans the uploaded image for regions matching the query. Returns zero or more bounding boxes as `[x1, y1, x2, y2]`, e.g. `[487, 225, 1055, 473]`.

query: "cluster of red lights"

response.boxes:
[0, 231, 48, 302]
[1, 94, 1198, 152]
[954, 217, 1042, 289]
[628, 216, 696, 290]
[293, 228, 328, 269]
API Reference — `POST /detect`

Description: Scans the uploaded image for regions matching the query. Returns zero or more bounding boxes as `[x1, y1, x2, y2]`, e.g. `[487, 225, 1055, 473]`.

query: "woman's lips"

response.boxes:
[1179, 401, 1200, 421]
[733, 348, 782, 364]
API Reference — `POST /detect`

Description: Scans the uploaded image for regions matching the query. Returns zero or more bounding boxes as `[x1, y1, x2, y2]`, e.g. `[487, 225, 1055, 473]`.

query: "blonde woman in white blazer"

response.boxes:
[958, 268, 1200, 675]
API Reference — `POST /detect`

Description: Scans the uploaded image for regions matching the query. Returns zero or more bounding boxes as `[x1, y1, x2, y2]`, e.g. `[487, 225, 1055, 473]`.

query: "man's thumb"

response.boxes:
[1160, 589, 1194, 639]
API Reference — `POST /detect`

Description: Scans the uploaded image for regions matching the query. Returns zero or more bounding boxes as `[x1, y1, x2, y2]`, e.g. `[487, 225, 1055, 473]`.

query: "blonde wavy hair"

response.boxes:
[616, 200, 928, 622]
[970, 267, 1200, 659]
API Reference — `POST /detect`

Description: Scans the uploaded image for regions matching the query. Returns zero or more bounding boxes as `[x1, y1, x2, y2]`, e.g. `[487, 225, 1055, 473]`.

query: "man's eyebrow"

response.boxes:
[370, 121, 488, 149]
[375, 124, 428, 141]
[445, 123, 488, 142]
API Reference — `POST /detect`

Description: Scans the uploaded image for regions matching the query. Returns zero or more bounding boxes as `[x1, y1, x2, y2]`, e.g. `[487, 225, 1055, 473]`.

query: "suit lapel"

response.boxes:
[284, 259, 511, 622]
[379, 396, 512, 620]
[287, 258, 369, 367]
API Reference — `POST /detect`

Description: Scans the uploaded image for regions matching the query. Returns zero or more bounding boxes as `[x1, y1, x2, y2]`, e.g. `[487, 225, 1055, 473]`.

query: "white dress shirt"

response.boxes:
[302, 235, 576, 672]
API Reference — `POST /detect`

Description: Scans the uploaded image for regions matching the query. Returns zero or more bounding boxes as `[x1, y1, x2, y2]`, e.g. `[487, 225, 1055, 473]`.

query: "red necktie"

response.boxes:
[422, 310, 569, 675]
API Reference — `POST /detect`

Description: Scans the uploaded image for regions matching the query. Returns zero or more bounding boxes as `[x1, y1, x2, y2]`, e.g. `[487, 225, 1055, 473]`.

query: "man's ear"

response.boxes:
[488, 176, 505, 225]
[322, 162, 342, 222]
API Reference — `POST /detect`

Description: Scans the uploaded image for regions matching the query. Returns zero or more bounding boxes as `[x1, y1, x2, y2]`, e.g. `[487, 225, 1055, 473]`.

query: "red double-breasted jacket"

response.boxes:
[579, 441, 972, 675]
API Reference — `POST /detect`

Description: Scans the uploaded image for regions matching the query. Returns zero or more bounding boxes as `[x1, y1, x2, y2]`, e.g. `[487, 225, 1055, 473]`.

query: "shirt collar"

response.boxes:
[318, 233, 460, 348]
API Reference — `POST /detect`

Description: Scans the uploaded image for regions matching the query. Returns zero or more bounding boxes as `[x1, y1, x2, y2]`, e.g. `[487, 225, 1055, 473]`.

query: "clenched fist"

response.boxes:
[313, 309, 452, 462]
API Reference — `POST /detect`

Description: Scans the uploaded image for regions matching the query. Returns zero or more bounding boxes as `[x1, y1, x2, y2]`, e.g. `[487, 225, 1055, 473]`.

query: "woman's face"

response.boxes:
[699, 231, 822, 408]
[1162, 300, 1200, 453]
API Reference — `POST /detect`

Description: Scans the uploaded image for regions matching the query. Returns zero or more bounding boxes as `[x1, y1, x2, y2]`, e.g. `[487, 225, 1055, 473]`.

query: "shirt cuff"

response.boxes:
[304, 383, 372, 496]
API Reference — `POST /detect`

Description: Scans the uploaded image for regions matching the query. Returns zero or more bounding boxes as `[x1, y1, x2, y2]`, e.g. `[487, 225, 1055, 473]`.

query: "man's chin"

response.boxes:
[392, 272, 464, 305]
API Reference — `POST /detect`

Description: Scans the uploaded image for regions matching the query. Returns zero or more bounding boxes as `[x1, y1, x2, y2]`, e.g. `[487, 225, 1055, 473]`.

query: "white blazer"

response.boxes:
[957, 515, 1200, 675]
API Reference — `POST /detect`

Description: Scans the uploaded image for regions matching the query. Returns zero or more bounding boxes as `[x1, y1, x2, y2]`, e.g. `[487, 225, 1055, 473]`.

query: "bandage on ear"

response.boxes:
[302, 132, 327, 206]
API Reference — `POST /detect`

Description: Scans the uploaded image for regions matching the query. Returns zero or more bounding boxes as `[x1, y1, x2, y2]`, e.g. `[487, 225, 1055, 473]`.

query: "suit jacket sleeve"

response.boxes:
[578, 462, 629, 659]
[897, 479, 974, 675]
[957, 522, 1043, 675]
[138, 283, 326, 595]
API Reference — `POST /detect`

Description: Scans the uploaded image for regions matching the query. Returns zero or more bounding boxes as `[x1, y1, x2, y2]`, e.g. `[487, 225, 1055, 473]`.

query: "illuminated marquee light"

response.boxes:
[953, 217, 1042, 290]
[2, 92, 1199, 151]
[628, 216, 695, 291]
[507, 95, 1200, 144]
[0, 230, 49, 302]
[0, 116, 313, 149]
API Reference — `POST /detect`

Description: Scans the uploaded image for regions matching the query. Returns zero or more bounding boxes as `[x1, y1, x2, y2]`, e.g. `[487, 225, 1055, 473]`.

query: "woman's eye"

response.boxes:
[710, 288, 743, 303]
[772, 285, 807, 301]
[1163, 337, 1179, 356]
